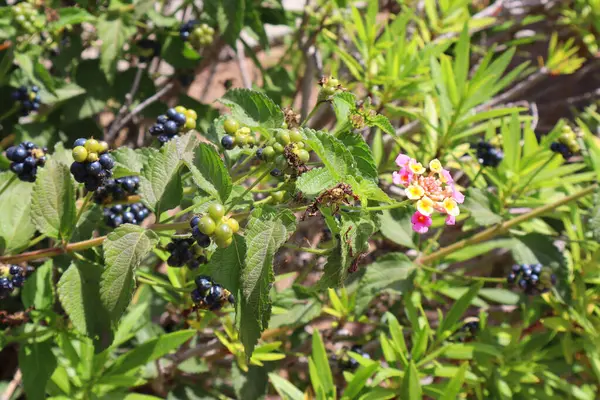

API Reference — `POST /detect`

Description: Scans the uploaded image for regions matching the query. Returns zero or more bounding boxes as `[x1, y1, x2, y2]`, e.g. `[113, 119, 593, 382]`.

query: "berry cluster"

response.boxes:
[6, 142, 47, 182]
[190, 204, 240, 249]
[334, 345, 370, 371]
[550, 125, 580, 159]
[453, 318, 479, 342]
[220, 118, 257, 150]
[0, 264, 32, 299]
[165, 238, 207, 269]
[318, 76, 343, 99]
[180, 21, 215, 48]
[191, 275, 235, 311]
[149, 106, 197, 144]
[257, 128, 310, 177]
[70, 138, 114, 191]
[12, 1, 43, 36]
[103, 203, 149, 228]
[94, 176, 140, 204]
[507, 264, 556, 295]
[474, 140, 504, 167]
[11, 85, 41, 115]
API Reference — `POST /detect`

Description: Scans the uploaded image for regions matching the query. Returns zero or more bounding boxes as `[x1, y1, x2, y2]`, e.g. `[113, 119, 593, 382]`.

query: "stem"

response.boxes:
[301, 101, 323, 127]
[419, 264, 505, 283]
[137, 276, 192, 293]
[282, 243, 332, 255]
[510, 154, 556, 201]
[67, 192, 93, 243]
[342, 199, 411, 212]
[417, 184, 598, 265]
[161, 196, 213, 224]
[226, 166, 272, 213]
[0, 174, 17, 197]
[471, 166, 484, 185]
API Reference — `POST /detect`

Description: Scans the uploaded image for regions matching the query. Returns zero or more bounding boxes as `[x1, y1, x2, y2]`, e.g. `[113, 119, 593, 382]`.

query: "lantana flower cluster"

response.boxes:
[393, 154, 465, 233]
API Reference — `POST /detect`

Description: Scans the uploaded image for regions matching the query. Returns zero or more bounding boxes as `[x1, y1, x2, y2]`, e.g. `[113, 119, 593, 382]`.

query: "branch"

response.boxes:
[416, 184, 597, 265]
[1, 369, 22, 400]
[106, 64, 146, 141]
[107, 82, 175, 140]
[235, 40, 252, 89]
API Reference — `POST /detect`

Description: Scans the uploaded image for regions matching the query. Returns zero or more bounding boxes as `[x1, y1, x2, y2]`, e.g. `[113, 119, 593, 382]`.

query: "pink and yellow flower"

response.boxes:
[411, 211, 432, 233]
[392, 153, 465, 233]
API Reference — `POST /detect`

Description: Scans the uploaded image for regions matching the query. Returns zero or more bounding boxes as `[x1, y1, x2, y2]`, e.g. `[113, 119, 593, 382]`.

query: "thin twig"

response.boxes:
[109, 82, 175, 137]
[106, 64, 146, 141]
[1, 369, 22, 400]
[235, 40, 252, 89]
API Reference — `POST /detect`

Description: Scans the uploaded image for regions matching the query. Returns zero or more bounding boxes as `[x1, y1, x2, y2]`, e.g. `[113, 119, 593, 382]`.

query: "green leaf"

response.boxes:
[97, 14, 136, 82]
[356, 253, 416, 314]
[462, 188, 502, 226]
[185, 143, 232, 203]
[219, 88, 284, 129]
[240, 207, 295, 357]
[331, 91, 356, 123]
[58, 261, 113, 348]
[310, 331, 335, 397]
[100, 225, 159, 323]
[439, 282, 483, 335]
[268, 373, 304, 400]
[31, 159, 76, 240]
[343, 364, 379, 399]
[41, 82, 86, 105]
[440, 362, 468, 400]
[105, 330, 196, 376]
[400, 361, 422, 400]
[206, 234, 246, 297]
[379, 208, 415, 249]
[205, 0, 245, 46]
[317, 211, 377, 289]
[50, 7, 95, 30]
[303, 128, 355, 181]
[111, 147, 157, 176]
[478, 288, 519, 305]
[19, 340, 57, 400]
[367, 114, 395, 135]
[22, 260, 54, 311]
[591, 189, 600, 242]
[501, 113, 521, 173]
[140, 138, 183, 212]
[0, 172, 35, 253]
[232, 363, 270, 400]
[295, 168, 337, 197]
[339, 131, 378, 181]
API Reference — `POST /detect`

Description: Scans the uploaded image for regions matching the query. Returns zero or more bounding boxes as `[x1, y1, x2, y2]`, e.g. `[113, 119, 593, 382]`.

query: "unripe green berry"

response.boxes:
[273, 143, 285, 154]
[175, 105, 186, 113]
[296, 141, 305, 149]
[297, 149, 310, 163]
[185, 118, 196, 130]
[225, 217, 240, 233]
[271, 190, 286, 203]
[84, 139, 100, 153]
[97, 141, 109, 154]
[289, 129, 303, 143]
[276, 131, 291, 145]
[208, 203, 225, 220]
[72, 146, 88, 162]
[198, 216, 217, 235]
[185, 109, 198, 120]
[214, 223, 233, 241]
[263, 146, 275, 161]
[224, 118, 240, 134]
[87, 152, 99, 163]
[215, 236, 233, 248]
[275, 155, 288, 169]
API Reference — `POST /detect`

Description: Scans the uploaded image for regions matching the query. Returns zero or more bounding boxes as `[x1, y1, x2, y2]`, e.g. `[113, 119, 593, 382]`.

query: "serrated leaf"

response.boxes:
[295, 167, 337, 197]
[339, 131, 378, 180]
[58, 261, 113, 348]
[356, 253, 416, 314]
[368, 114, 395, 135]
[303, 128, 355, 181]
[111, 146, 157, 176]
[50, 7, 95, 30]
[19, 340, 57, 400]
[101, 225, 159, 323]
[462, 187, 502, 226]
[185, 143, 232, 203]
[205, 0, 245, 46]
[105, 330, 196, 376]
[0, 172, 35, 253]
[219, 89, 284, 129]
[317, 211, 377, 289]
[206, 234, 246, 297]
[240, 207, 295, 357]
[97, 14, 136, 82]
[31, 159, 76, 240]
[22, 260, 54, 311]
[331, 91, 356, 123]
[140, 139, 183, 212]
[379, 208, 415, 248]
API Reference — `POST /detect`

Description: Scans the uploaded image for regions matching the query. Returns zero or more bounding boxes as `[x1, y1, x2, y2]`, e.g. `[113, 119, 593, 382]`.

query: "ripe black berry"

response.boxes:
[221, 135, 235, 150]
[0, 264, 33, 299]
[94, 176, 140, 204]
[507, 263, 556, 295]
[474, 141, 503, 167]
[11, 85, 42, 115]
[5, 142, 47, 182]
[71, 138, 114, 191]
[148, 106, 197, 144]
[190, 275, 235, 310]
[165, 238, 207, 269]
[103, 202, 149, 228]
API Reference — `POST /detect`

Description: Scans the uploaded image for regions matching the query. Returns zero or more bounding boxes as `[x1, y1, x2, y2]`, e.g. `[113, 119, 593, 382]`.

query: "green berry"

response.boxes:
[198, 216, 217, 235]
[72, 146, 88, 162]
[87, 152, 99, 163]
[214, 223, 233, 241]
[273, 143, 285, 154]
[185, 109, 198, 120]
[97, 141, 109, 154]
[84, 139, 100, 153]
[175, 105, 186, 113]
[297, 149, 310, 163]
[185, 118, 196, 130]
[263, 146, 275, 161]
[224, 118, 240, 134]
[271, 190, 285, 203]
[289, 129, 303, 143]
[296, 141, 305, 149]
[208, 203, 225, 221]
[225, 217, 240, 233]
[215, 236, 233, 248]
[276, 155, 288, 169]
[276, 131, 291, 145]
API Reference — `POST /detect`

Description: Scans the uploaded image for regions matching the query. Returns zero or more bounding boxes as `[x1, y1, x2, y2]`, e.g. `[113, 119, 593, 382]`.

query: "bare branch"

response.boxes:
[106, 64, 146, 141]
[1, 369, 22, 400]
